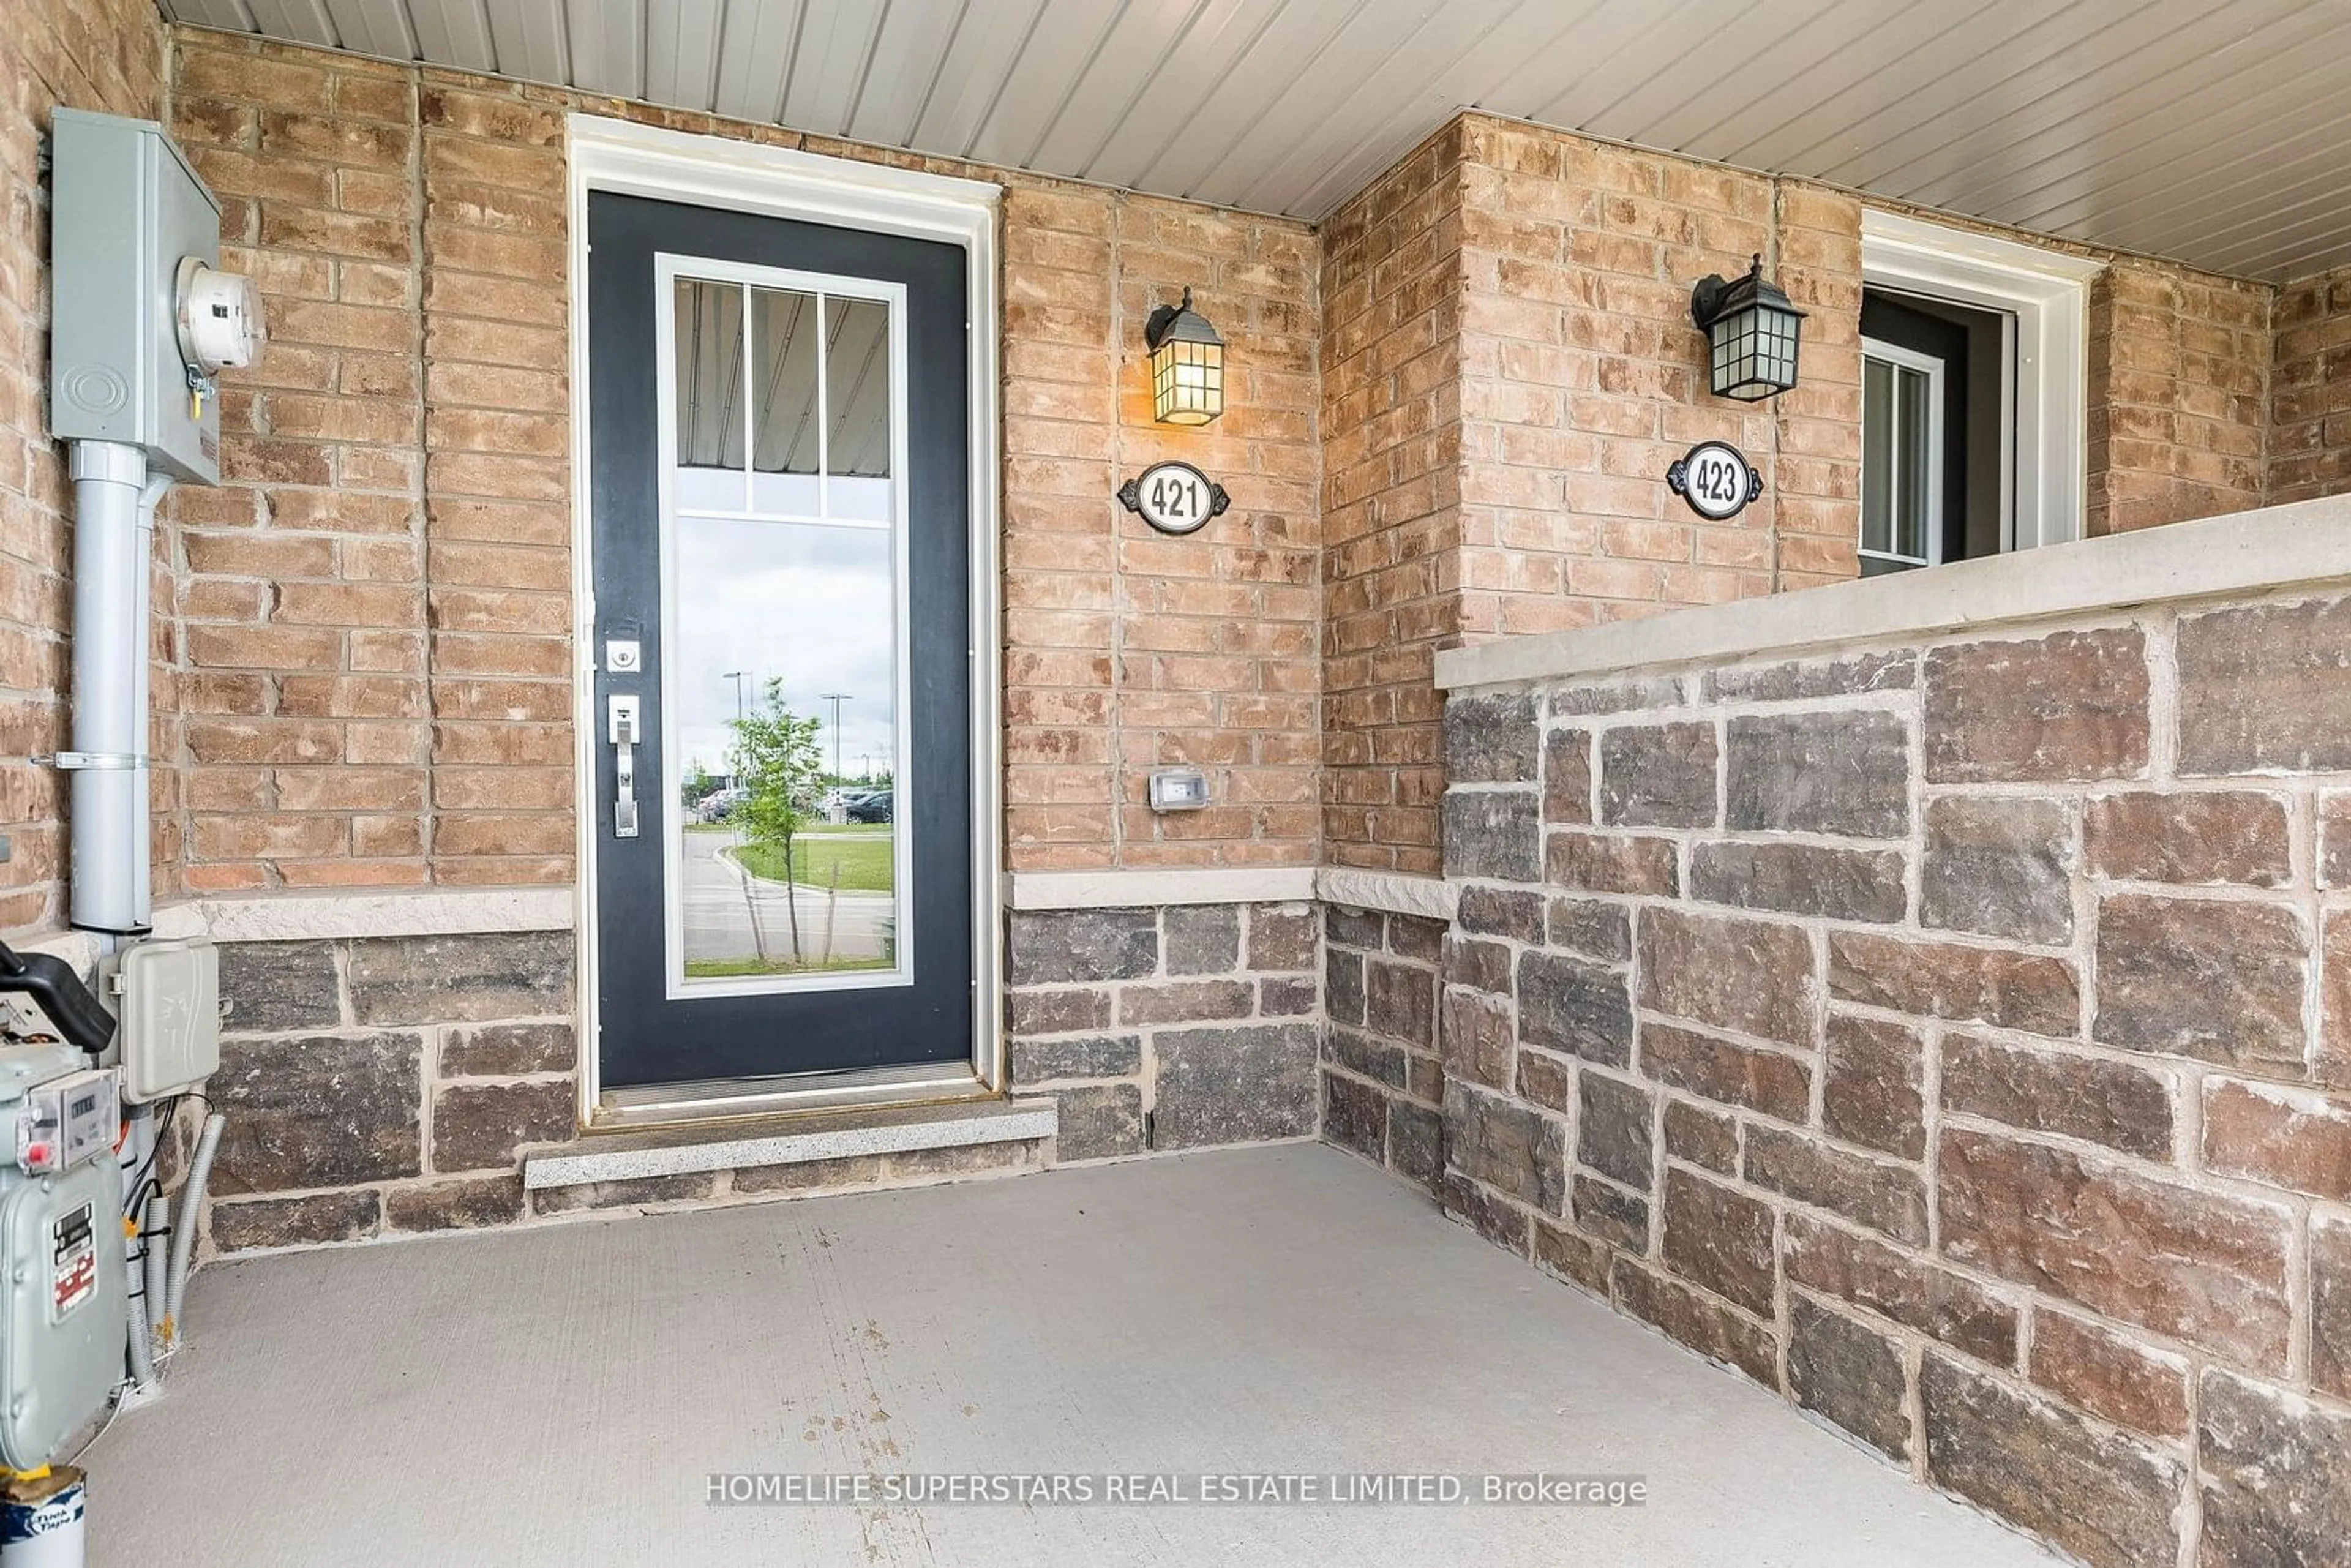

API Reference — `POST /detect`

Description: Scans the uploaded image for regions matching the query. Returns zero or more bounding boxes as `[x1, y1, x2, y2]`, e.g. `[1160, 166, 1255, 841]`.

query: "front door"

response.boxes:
[586, 192, 973, 1092]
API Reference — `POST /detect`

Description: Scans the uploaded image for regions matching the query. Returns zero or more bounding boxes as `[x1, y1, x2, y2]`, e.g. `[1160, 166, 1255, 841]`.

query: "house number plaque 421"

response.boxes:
[1119, 461, 1231, 536]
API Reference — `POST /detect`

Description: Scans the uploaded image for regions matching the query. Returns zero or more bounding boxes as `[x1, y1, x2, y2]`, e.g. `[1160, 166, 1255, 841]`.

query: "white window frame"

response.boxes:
[566, 116, 1004, 1125]
[1859, 336, 1945, 571]
[1859, 209, 2101, 554]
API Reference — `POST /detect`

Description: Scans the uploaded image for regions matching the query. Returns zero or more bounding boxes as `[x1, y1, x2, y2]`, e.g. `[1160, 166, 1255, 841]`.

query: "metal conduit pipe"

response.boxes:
[141, 1191, 167, 1358]
[66, 440, 168, 937]
[122, 1105, 160, 1401]
[164, 1113, 225, 1340]
[118, 1102, 155, 1397]
[141, 1194, 167, 1382]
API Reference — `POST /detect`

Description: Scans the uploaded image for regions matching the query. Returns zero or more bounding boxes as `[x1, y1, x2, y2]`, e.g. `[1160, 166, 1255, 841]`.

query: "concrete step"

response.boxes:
[522, 1096, 1058, 1190]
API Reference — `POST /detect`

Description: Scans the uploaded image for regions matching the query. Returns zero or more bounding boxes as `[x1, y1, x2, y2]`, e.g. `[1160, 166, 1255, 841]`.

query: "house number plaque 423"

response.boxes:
[1667, 440, 1764, 521]
[1119, 461, 1231, 536]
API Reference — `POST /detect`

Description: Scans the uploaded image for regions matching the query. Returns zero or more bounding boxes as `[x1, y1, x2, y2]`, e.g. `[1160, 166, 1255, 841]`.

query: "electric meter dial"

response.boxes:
[173, 256, 267, 375]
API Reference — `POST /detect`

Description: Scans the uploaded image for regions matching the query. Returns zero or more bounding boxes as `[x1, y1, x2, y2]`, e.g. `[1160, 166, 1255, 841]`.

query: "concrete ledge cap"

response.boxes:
[149, 887, 574, 943]
[523, 1097, 1058, 1190]
[1008, 866, 1316, 910]
[1316, 868, 1457, 921]
[1436, 494, 2351, 691]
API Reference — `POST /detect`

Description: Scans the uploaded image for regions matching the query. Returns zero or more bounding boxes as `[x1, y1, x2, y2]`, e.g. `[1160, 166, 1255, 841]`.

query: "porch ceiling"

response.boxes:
[166, 0, 2351, 282]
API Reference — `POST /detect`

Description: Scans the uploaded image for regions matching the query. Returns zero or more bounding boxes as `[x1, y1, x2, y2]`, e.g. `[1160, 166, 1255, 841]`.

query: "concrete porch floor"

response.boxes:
[92, 1146, 2058, 1566]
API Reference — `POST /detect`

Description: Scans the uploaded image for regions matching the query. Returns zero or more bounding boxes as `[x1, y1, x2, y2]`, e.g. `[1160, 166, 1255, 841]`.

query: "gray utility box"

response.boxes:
[0, 1046, 126, 1470]
[108, 936, 220, 1103]
[48, 107, 224, 484]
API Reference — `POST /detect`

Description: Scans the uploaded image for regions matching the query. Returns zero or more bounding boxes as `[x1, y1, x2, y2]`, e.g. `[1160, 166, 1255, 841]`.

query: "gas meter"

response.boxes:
[0, 1045, 126, 1471]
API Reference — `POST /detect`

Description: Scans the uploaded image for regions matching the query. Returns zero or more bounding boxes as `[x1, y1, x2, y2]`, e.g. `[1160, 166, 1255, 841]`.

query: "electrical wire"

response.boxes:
[54, 1381, 132, 1468]
[119, 1092, 182, 1209]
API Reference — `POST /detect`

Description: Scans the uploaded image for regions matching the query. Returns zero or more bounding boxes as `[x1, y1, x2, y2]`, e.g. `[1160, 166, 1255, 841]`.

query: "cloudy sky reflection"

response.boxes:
[672, 512, 898, 784]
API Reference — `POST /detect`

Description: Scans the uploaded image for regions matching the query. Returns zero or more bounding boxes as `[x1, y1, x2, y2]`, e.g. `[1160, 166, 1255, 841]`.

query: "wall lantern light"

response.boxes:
[1145, 287, 1224, 426]
[1689, 254, 1805, 401]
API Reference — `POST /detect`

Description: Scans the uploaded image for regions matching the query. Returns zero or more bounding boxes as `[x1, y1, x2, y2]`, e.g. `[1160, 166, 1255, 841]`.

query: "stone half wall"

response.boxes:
[1004, 901, 1321, 1155]
[201, 899, 1321, 1253]
[1413, 579, 2351, 1567]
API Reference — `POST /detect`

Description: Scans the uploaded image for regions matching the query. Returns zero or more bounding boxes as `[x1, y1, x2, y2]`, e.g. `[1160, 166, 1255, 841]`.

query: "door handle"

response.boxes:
[608, 694, 641, 839]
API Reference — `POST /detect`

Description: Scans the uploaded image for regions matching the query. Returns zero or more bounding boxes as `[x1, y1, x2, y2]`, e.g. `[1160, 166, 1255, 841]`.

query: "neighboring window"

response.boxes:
[1859, 288, 2004, 574]
[1860, 336, 1943, 572]
[1858, 211, 2101, 561]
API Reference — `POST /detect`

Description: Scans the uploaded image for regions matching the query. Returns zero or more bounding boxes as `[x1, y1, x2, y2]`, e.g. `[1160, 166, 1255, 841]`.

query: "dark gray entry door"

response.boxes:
[587, 192, 972, 1090]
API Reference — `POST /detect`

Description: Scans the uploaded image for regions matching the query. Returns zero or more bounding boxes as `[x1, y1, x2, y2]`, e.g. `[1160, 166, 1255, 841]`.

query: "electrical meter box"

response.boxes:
[0, 1046, 126, 1470]
[47, 107, 229, 484]
[110, 936, 220, 1103]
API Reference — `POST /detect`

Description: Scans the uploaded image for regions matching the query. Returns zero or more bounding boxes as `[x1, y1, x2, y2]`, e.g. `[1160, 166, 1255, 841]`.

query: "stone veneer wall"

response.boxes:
[1419, 583, 2351, 1568]
[202, 902, 1318, 1251]
[1318, 906, 1445, 1192]
[1003, 902, 1321, 1157]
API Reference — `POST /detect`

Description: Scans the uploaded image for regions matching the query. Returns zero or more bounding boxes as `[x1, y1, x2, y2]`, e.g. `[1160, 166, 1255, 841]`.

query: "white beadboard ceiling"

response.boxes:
[165, 0, 2351, 282]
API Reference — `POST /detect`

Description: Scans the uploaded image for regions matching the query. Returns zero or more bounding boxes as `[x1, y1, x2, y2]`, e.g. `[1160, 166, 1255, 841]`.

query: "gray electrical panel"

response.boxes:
[47, 107, 225, 484]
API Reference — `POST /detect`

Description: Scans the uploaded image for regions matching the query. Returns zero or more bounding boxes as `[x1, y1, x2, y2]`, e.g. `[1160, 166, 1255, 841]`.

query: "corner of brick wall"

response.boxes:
[1318, 118, 1466, 879]
[2087, 260, 2270, 535]
[2270, 263, 2351, 505]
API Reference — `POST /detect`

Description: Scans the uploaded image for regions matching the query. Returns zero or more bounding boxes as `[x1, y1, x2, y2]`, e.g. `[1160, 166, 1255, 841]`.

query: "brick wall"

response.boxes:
[2271, 264, 2351, 505]
[0, 0, 165, 927]
[168, 30, 1319, 891]
[1319, 121, 1464, 878]
[6, 39, 2340, 925]
[1007, 189, 1321, 870]
[1453, 116, 1863, 632]
[1314, 117, 2305, 879]
[2087, 263, 2271, 535]
[1422, 590, 2351, 1568]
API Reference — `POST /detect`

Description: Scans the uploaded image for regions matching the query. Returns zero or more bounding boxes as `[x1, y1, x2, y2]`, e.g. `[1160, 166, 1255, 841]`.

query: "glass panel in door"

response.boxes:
[666, 269, 904, 992]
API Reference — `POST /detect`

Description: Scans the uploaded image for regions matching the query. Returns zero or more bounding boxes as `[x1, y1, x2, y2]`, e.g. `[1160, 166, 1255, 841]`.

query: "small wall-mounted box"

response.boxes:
[47, 108, 230, 483]
[1148, 767, 1210, 812]
[108, 936, 220, 1103]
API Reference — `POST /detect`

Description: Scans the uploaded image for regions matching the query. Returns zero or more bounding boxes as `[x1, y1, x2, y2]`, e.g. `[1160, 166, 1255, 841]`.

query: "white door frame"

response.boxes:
[564, 115, 1005, 1125]
[1860, 209, 2102, 554]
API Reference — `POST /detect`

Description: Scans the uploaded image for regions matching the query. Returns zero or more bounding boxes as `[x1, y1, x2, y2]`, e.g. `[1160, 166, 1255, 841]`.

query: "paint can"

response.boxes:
[0, 1467, 85, 1568]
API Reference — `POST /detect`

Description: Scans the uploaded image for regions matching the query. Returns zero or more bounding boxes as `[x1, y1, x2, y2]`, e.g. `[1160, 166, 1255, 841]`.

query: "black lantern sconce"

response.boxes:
[1689, 254, 1805, 401]
[1145, 287, 1224, 426]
